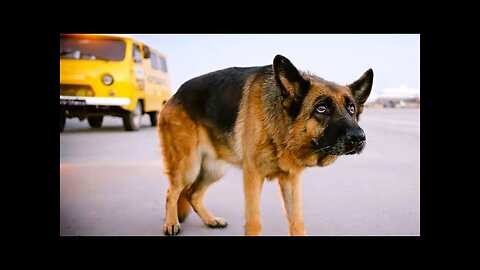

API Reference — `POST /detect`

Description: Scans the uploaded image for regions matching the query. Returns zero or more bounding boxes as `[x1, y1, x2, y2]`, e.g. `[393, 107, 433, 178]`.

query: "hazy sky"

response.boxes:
[130, 34, 419, 100]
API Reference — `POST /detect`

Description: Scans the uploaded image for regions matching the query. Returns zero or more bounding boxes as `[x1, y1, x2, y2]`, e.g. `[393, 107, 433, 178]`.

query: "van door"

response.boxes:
[157, 55, 170, 105]
[132, 43, 146, 104]
[142, 48, 163, 112]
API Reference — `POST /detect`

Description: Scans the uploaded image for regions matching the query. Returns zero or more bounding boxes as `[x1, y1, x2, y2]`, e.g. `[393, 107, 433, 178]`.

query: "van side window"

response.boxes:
[159, 57, 168, 72]
[143, 46, 150, 59]
[150, 53, 160, 70]
[133, 44, 142, 63]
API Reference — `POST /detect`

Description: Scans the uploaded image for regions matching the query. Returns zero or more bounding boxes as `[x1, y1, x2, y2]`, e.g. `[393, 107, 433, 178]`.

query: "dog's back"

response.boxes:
[167, 66, 268, 133]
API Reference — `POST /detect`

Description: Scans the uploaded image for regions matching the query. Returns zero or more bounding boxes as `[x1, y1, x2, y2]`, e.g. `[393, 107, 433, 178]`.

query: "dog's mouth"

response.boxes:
[313, 138, 366, 156]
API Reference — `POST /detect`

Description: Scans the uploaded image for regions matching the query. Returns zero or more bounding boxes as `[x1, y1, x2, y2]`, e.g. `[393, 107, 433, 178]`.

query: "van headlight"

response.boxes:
[102, 74, 114, 86]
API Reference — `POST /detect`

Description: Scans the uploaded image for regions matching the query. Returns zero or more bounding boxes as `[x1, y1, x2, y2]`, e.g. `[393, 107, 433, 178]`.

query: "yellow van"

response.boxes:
[60, 34, 171, 131]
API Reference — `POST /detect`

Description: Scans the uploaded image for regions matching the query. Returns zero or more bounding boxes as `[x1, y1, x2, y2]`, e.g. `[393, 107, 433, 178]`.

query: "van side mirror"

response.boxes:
[143, 46, 151, 59]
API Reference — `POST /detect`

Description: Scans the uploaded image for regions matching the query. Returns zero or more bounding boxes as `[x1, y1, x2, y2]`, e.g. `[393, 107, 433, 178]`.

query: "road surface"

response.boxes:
[60, 108, 420, 236]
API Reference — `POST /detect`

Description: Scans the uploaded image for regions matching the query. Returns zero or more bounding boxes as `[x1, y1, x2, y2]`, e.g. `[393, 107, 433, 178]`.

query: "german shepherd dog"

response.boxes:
[158, 55, 373, 236]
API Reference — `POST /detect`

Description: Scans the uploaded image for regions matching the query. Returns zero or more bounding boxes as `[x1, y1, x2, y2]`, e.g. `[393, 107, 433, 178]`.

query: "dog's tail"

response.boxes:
[177, 187, 191, 223]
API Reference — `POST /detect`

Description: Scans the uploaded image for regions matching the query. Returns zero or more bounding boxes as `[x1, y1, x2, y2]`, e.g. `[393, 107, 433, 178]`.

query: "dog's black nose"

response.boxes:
[346, 127, 366, 143]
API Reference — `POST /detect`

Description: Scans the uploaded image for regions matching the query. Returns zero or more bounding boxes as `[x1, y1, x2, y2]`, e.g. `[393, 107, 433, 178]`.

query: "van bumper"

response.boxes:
[60, 95, 131, 106]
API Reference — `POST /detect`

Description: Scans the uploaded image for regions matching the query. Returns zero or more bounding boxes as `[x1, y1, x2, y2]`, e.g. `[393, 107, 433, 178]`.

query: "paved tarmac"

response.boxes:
[60, 108, 420, 236]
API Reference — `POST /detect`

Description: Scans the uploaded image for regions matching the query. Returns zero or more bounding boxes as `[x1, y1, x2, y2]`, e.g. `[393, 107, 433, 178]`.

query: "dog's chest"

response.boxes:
[254, 144, 285, 180]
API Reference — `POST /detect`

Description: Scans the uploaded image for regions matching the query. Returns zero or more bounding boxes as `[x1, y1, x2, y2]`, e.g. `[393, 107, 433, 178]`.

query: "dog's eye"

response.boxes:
[316, 105, 327, 114]
[348, 104, 355, 115]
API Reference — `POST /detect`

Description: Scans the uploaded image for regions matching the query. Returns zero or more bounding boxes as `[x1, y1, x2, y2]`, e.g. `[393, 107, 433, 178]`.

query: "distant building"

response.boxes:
[365, 85, 420, 108]
[374, 97, 420, 108]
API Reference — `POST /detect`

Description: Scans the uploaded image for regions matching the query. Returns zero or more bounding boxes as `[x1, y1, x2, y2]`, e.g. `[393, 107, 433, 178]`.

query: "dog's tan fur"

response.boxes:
[158, 55, 372, 236]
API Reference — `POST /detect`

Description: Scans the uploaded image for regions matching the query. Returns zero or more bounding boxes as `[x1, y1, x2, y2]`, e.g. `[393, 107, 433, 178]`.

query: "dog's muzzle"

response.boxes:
[315, 127, 367, 155]
[344, 127, 366, 154]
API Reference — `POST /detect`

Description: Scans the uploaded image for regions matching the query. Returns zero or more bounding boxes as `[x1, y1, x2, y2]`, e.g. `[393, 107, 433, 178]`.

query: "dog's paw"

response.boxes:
[207, 217, 228, 228]
[163, 223, 181, 236]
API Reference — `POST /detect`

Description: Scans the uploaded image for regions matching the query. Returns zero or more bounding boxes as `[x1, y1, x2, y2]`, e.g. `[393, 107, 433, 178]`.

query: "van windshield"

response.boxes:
[60, 36, 126, 61]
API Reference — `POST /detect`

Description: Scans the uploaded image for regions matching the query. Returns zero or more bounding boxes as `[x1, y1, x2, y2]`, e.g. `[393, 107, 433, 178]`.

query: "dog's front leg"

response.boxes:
[278, 173, 306, 236]
[243, 165, 265, 236]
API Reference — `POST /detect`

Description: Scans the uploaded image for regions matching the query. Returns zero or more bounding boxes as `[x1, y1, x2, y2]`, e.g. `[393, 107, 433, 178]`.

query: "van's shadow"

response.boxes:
[62, 125, 156, 134]
[61, 118, 156, 134]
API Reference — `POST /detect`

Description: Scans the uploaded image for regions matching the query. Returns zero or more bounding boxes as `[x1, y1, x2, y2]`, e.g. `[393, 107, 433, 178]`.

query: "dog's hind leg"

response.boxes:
[162, 152, 201, 236]
[186, 156, 228, 228]
[177, 187, 192, 223]
[159, 106, 201, 236]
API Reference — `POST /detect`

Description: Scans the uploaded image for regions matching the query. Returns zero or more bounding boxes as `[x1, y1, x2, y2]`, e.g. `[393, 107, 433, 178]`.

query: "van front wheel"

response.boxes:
[123, 102, 142, 131]
[148, 111, 158, 126]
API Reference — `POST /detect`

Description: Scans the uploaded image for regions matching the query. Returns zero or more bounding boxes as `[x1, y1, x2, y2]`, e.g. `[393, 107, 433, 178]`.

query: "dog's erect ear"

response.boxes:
[348, 69, 373, 106]
[273, 55, 309, 100]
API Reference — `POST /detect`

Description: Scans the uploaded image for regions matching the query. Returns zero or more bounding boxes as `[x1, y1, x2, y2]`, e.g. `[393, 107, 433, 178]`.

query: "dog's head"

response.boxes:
[273, 55, 373, 167]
